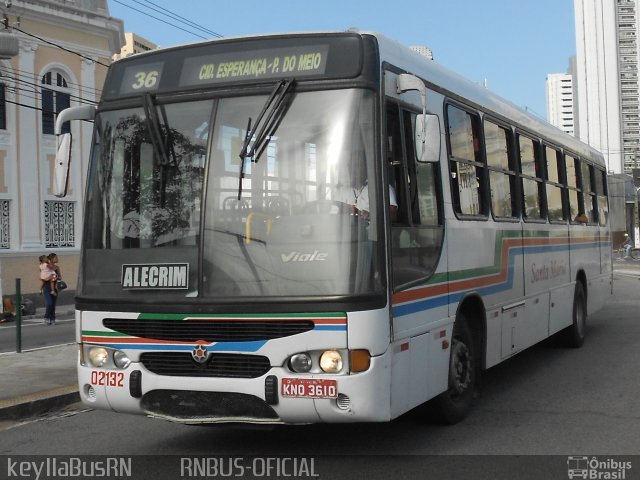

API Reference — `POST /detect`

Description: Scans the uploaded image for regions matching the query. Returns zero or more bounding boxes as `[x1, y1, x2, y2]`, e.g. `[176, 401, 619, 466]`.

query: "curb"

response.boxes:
[0, 385, 80, 421]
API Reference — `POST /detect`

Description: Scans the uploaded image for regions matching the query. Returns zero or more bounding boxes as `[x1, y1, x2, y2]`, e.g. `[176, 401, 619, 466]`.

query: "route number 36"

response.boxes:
[131, 70, 159, 90]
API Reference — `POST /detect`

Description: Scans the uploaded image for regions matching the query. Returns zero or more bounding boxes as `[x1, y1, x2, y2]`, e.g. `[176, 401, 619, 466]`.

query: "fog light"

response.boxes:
[319, 350, 343, 373]
[113, 350, 131, 369]
[88, 347, 109, 367]
[290, 353, 312, 373]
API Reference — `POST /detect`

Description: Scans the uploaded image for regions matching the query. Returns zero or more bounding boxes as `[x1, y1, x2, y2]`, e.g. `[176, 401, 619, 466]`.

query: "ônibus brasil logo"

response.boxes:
[567, 456, 632, 479]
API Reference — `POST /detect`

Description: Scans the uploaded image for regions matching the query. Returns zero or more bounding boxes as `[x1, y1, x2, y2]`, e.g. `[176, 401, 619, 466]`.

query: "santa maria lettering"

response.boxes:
[122, 263, 189, 289]
[530, 261, 568, 283]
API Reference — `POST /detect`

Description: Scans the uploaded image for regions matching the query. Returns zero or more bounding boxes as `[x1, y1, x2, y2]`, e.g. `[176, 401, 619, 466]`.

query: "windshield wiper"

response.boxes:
[237, 79, 295, 199]
[142, 93, 171, 166]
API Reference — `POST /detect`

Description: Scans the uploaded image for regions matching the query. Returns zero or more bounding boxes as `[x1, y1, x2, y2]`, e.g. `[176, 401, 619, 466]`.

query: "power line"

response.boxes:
[0, 64, 104, 96]
[6, 83, 97, 107]
[0, 67, 102, 102]
[3, 97, 95, 120]
[133, 0, 222, 38]
[12, 25, 110, 68]
[1, 77, 98, 107]
[111, 0, 222, 40]
[0, 66, 102, 102]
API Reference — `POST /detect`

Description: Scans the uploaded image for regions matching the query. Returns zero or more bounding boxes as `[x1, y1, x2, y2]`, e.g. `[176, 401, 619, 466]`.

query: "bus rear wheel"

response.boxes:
[561, 282, 587, 348]
[433, 317, 477, 424]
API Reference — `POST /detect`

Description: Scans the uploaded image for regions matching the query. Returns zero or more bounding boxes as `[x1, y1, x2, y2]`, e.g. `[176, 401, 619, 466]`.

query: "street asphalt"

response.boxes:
[0, 259, 639, 422]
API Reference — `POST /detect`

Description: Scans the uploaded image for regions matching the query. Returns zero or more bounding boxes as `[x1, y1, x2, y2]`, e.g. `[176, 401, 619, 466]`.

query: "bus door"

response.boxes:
[384, 82, 445, 413]
[385, 100, 444, 338]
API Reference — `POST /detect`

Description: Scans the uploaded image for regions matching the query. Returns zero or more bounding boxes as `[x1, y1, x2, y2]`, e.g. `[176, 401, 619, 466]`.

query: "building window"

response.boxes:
[0, 200, 9, 248]
[41, 71, 70, 135]
[44, 200, 74, 248]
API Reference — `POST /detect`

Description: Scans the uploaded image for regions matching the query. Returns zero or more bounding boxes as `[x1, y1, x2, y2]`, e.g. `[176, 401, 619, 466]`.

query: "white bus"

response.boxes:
[55, 30, 612, 425]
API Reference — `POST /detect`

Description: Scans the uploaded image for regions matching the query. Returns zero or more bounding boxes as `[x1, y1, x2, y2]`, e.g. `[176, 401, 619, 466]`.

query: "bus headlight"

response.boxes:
[88, 347, 109, 368]
[289, 353, 312, 373]
[113, 350, 131, 369]
[319, 350, 343, 373]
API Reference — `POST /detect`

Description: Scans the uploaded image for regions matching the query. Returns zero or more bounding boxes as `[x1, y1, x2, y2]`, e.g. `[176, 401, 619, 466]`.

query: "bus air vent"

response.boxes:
[103, 318, 314, 342]
[140, 352, 271, 378]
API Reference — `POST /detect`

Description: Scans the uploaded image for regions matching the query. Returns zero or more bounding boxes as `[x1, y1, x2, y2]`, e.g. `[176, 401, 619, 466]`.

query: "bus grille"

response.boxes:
[141, 390, 279, 423]
[140, 352, 271, 378]
[103, 318, 314, 342]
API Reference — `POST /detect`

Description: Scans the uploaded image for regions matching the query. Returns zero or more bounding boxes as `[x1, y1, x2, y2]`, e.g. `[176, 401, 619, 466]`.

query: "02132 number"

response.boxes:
[90, 371, 124, 387]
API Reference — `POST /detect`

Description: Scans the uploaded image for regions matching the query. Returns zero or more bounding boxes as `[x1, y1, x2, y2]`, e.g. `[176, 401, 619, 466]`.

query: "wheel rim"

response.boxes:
[449, 338, 472, 397]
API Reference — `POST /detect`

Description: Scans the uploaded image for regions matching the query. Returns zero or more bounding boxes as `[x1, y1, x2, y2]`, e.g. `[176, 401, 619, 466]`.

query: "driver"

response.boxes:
[334, 150, 398, 221]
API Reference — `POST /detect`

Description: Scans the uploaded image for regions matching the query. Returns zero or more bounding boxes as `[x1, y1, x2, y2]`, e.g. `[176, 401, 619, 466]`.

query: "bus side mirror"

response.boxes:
[54, 133, 72, 197]
[52, 105, 96, 198]
[415, 114, 441, 163]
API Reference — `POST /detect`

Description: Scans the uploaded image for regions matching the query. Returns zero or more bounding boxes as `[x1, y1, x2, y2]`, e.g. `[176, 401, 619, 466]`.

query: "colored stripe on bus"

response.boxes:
[392, 232, 610, 317]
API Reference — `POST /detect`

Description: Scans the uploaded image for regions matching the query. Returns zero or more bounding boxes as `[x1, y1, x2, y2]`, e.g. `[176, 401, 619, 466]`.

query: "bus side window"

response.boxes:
[581, 161, 596, 223]
[485, 119, 518, 219]
[544, 145, 565, 223]
[387, 102, 443, 289]
[445, 103, 486, 217]
[566, 154, 586, 223]
[517, 134, 545, 221]
[595, 168, 608, 226]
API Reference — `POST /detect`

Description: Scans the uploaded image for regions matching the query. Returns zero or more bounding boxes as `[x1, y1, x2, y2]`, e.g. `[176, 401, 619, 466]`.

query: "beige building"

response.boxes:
[0, 0, 123, 305]
[113, 32, 156, 60]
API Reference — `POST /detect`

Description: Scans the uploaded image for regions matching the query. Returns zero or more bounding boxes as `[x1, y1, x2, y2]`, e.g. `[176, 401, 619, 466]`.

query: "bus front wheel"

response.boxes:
[433, 316, 477, 424]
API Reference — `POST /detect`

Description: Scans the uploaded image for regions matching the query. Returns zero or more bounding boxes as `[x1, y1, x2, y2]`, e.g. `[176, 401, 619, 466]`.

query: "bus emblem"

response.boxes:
[192, 344, 209, 364]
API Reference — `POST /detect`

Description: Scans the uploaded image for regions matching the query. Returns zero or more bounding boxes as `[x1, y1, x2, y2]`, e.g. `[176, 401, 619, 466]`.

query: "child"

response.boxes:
[39, 255, 57, 296]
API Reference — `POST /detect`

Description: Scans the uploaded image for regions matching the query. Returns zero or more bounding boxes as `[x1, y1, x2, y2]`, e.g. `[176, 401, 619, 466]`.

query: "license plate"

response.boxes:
[281, 378, 338, 398]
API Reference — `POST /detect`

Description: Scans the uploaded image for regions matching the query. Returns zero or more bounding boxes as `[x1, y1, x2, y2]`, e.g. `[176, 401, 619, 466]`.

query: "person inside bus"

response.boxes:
[334, 150, 398, 221]
[574, 212, 589, 224]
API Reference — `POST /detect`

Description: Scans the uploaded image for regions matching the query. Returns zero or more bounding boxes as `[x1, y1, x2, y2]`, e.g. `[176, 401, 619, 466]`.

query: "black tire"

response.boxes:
[631, 249, 640, 260]
[433, 317, 477, 424]
[562, 282, 587, 348]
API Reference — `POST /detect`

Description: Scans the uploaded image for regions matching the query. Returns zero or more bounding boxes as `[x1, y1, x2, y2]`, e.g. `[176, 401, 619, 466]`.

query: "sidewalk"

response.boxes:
[0, 304, 78, 421]
[1, 261, 639, 422]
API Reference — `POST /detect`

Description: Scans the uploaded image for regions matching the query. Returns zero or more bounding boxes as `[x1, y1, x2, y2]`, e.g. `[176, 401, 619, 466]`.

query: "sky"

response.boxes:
[108, 0, 576, 119]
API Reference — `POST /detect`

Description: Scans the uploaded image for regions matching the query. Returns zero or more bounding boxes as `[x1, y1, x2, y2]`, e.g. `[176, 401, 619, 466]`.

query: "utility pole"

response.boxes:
[0, 13, 18, 309]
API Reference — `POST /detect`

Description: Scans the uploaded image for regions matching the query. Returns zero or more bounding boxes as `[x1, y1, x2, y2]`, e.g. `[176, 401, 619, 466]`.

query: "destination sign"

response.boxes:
[180, 45, 329, 86]
[121, 263, 189, 290]
[104, 35, 364, 99]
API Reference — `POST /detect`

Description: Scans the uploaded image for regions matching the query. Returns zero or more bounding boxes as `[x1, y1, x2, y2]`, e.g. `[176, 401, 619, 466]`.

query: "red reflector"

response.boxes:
[400, 342, 409, 351]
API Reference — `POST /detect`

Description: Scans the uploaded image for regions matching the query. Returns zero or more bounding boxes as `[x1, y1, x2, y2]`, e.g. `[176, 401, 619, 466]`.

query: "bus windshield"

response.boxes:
[82, 88, 383, 301]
